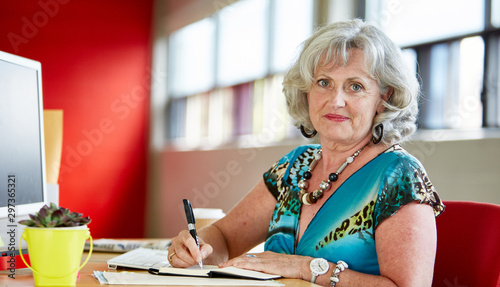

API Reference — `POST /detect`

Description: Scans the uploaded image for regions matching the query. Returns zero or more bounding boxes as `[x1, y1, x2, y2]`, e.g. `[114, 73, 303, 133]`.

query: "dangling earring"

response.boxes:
[300, 125, 317, 138]
[372, 123, 384, 144]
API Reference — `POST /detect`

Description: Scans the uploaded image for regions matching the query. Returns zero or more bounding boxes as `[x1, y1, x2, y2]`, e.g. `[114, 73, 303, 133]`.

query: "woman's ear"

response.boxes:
[377, 87, 393, 113]
[382, 87, 393, 102]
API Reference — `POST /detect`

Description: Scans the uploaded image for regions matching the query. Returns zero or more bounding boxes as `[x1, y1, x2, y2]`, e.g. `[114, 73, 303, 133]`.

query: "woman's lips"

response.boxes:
[324, 114, 349, 122]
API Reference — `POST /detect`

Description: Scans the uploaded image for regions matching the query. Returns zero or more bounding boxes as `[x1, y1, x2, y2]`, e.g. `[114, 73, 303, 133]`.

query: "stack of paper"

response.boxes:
[93, 271, 283, 286]
[93, 266, 284, 286]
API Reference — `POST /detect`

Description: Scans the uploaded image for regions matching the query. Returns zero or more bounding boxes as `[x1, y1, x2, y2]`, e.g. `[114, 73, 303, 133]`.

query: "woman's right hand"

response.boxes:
[168, 230, 213, 268]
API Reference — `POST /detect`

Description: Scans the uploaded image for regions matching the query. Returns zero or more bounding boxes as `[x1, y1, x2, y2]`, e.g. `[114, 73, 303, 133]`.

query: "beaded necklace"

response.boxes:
[298, 146, 366, 205]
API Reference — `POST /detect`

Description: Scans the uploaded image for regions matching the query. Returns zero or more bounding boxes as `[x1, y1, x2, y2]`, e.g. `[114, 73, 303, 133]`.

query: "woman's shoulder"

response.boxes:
[264, 144, 320, 180]
[377, 144, 424, 169]
[279, 144, 321, 164]
[263, 144, 320, 199]
[374, 144, 445, 219]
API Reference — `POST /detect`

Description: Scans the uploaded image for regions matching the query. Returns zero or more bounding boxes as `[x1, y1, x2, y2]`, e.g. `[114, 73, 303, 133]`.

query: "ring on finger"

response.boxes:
[246, 254, 257, 258]
[168, 251, 176, 262]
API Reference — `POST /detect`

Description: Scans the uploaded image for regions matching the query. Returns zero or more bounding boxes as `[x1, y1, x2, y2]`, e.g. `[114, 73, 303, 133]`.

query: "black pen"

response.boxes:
[183, 199, 203, 269]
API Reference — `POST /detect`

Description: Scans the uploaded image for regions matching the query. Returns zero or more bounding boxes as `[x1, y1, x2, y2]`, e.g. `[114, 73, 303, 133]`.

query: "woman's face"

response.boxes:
[307, 49, 390, 146]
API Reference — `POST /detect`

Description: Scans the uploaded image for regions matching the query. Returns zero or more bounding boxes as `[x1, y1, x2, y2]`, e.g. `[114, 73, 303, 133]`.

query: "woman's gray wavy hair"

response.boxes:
[283, 19, 420, 145]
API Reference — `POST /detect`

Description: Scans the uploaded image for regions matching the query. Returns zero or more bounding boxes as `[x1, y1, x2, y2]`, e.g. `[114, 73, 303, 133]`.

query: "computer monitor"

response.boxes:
[0, 50, 48, 254]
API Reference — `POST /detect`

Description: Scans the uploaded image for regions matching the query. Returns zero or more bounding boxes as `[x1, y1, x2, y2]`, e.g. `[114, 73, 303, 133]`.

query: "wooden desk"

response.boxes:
[0, 251, 319, 287]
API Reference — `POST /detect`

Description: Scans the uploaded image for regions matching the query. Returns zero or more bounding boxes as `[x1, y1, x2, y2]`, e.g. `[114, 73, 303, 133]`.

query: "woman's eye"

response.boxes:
[318, 79, 329, 87]
[351, 83, 363, 91]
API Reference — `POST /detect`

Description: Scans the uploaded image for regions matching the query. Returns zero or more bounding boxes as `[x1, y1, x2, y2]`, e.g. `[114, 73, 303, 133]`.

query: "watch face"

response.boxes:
[310, 258, 329, 275]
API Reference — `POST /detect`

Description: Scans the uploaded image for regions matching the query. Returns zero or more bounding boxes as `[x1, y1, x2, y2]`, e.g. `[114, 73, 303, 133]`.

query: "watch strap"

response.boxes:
[311, 272, 318, 283]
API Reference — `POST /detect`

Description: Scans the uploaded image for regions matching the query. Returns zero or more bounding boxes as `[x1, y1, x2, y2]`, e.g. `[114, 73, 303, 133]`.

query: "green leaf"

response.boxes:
[49, 202, 58, 210]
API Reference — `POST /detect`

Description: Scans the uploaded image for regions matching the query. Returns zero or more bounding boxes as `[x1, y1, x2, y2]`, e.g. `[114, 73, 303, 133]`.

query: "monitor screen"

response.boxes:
[0, 51, 48, 252]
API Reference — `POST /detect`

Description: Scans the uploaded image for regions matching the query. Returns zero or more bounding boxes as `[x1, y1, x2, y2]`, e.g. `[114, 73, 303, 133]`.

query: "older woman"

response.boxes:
[168, 19, 445, 286]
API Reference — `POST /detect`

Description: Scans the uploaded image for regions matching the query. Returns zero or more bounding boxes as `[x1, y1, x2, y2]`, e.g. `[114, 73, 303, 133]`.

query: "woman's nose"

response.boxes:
[329, 89, 346, 108]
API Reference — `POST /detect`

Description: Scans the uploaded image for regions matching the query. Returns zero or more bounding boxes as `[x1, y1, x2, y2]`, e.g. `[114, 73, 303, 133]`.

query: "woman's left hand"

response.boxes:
[219, 251, 313, 280]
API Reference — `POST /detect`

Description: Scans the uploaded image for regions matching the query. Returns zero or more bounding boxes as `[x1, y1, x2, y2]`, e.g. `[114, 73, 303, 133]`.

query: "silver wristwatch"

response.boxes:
[310, 258, 329, 283]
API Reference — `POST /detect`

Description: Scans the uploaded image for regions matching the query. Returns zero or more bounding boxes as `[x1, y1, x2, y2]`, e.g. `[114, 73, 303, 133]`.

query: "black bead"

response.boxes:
[303, 171, 312, 180]
[329, 173, 338, 182]
[307, 193, 318, 204]
[313, 190, 323, 199]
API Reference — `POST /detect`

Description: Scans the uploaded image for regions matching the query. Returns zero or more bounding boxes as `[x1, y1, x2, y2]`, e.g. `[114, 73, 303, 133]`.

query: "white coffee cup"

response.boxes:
[193, 208, 225, 230]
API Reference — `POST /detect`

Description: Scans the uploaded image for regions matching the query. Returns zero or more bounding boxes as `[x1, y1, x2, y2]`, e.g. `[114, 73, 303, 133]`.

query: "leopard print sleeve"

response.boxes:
[374, 149, 445, 229]
[263, 145, 320, 200]
[263, 161, 284, 200]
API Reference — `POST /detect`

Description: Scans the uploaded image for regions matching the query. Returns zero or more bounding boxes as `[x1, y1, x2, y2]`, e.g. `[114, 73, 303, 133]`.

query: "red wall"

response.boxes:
[0, 0, 153, 238]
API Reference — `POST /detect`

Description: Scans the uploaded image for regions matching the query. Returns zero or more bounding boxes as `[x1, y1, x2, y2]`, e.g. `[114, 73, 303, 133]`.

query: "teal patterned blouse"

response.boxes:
[263, 144, 445, 275]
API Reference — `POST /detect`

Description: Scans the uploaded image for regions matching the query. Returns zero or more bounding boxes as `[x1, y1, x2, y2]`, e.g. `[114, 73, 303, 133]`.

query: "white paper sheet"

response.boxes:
[97, 271, 284, 286]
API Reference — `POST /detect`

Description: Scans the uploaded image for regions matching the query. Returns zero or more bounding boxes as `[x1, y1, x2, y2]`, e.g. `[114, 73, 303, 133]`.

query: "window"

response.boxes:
[367, 0, 484, 46]
[493, 0, 500, 27]
[484, 34, 500, 126]
[164, 0, 500, 149]
[166, 0, 314, 147]
[216, 0, 269, 87]
[368, 0, 499, 130]
[417, 37, 484, 129]
[168, 18, 215, 98]
[270, 0, 314, 73]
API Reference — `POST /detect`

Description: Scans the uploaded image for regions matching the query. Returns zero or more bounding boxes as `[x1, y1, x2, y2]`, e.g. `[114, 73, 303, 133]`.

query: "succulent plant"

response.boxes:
[19, 203, 91, 227]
